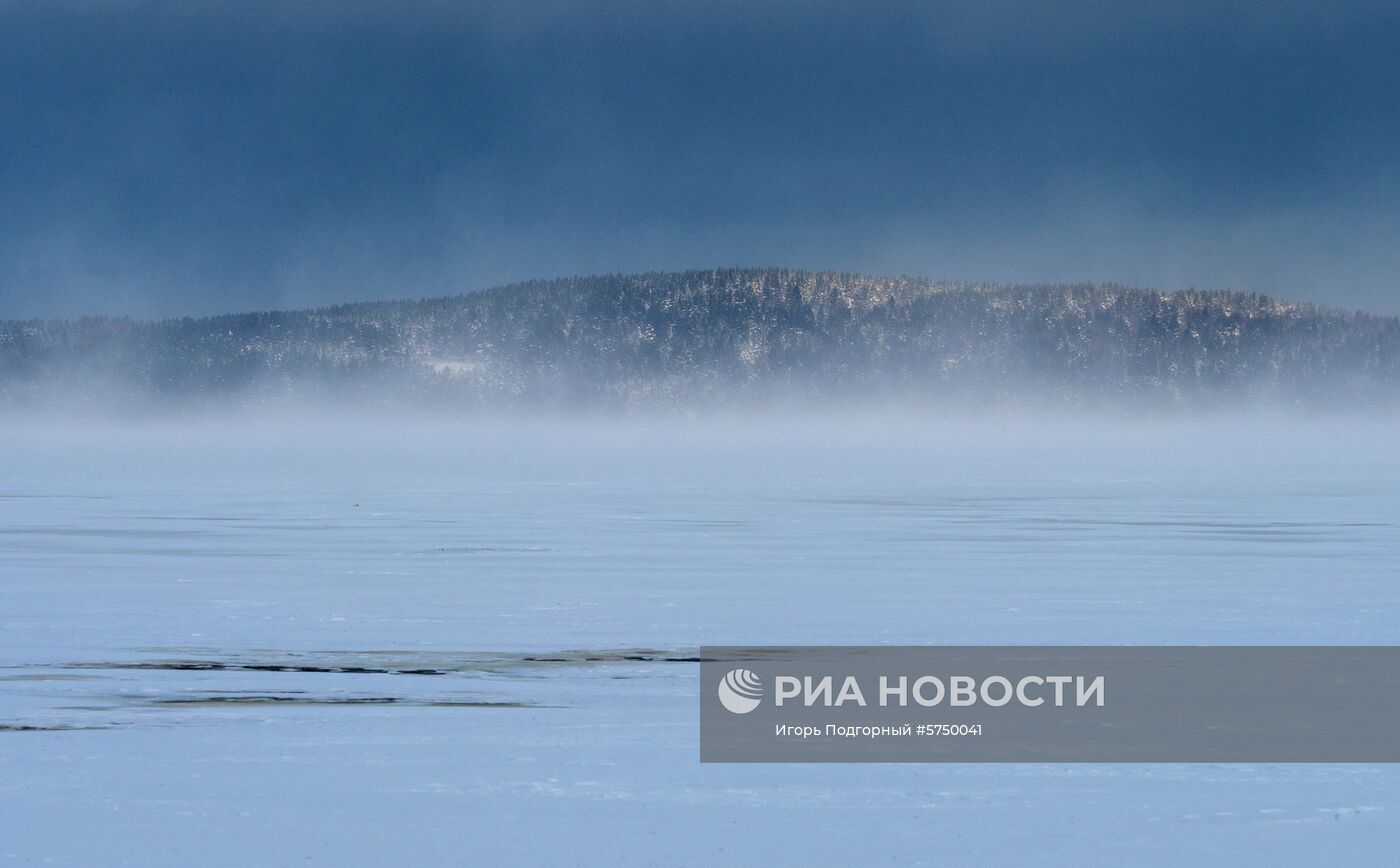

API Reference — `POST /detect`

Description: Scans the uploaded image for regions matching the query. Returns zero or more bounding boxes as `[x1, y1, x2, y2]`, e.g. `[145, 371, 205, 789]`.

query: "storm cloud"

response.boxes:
[3, 0, 1399, 317]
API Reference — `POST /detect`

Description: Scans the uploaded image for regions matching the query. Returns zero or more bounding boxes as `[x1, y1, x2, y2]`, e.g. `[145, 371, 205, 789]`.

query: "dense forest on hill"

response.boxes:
[2, 269, 1397, 408]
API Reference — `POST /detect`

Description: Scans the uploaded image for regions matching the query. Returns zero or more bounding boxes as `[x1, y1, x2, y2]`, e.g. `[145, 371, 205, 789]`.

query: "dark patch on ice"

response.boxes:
[142, 694, 536, 708]
[520, 653, 709, 664]
[6, 648, 748, 733]
[83, 661, 453, 676]
[60, 647, 724, 677]
[0, 723, 111, 732]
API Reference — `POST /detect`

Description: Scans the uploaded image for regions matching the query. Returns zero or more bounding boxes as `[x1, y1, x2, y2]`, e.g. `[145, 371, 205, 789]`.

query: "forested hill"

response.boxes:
[2, 269, 1398, 408]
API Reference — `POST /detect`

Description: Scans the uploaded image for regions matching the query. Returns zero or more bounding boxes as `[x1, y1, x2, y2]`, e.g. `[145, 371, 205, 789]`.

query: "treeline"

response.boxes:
[2, 269, 1397, 407]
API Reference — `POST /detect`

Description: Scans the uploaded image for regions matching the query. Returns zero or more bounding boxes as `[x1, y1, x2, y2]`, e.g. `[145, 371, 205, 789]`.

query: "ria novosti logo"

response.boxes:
[717, 668, 763, 714]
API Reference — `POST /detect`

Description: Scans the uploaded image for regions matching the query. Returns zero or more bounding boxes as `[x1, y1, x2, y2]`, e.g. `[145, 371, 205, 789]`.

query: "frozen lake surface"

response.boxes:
[1, 417, 1397, 865]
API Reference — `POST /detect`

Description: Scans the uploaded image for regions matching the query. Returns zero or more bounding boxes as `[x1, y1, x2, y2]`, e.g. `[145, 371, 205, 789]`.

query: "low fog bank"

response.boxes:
[2, 406, 1397, 490]
[5, 272, 1398, 416]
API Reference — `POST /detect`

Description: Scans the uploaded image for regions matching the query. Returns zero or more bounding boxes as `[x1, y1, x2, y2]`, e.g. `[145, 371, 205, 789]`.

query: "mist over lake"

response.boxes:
[5, 270, 1399, 412]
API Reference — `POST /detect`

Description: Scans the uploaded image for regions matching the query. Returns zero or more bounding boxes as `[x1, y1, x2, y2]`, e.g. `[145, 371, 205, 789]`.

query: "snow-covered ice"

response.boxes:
[1, 415, 1397, 865]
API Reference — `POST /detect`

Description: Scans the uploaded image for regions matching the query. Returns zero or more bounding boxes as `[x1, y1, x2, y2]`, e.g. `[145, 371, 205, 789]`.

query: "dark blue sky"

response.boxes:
[3, 0, 1399, 318]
